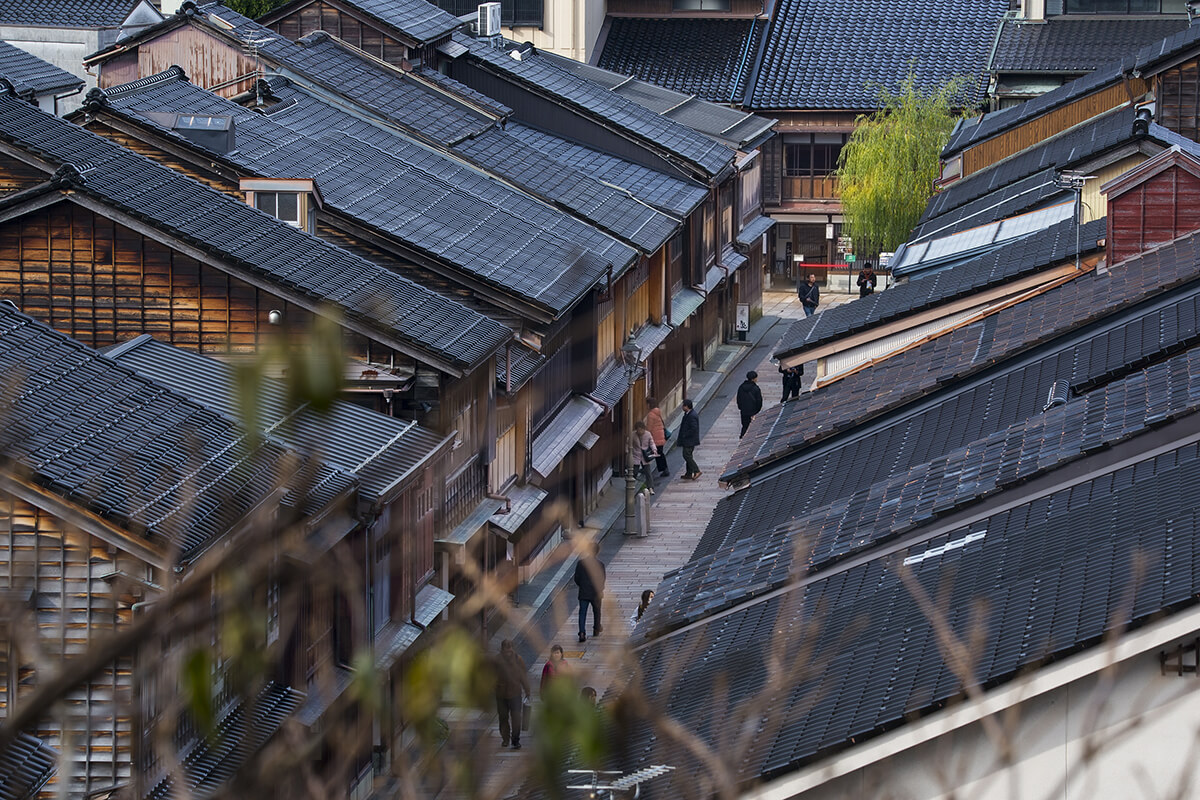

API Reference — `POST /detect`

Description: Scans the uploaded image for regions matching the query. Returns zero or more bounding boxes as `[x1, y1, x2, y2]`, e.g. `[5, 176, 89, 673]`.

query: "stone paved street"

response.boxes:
[525, 289, 856, 702]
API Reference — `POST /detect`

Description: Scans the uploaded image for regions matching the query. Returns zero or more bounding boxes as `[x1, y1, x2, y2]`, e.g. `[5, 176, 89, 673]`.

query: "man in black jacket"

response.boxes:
[574, 540, 606, 642]
[678, 398, 702, 480]
[736, 370, 763, 439]
[799, 273, 820, 317]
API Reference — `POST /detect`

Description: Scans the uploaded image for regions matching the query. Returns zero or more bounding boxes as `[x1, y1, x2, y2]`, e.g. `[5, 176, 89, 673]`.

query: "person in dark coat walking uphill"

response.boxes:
[678, 398, 702, 480]
[494, 639, 530, 749]
[574, 540, 606, 642]
[736, 370, 763, 439]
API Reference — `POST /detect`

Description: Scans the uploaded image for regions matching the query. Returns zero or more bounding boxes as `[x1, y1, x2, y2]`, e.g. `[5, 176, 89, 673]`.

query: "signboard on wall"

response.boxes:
[735, 303, 750, 332]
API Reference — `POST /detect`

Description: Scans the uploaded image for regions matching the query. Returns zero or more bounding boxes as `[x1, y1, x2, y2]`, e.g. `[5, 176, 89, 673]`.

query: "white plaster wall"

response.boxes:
[800, 641, 1200, 800]
[0, 26, 98, 113]
[504, 0, 605, 62]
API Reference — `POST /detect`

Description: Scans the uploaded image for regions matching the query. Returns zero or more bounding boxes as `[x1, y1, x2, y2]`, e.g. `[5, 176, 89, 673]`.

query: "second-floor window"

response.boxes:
[255, 191, 302, 227]
[784, 133, 847, 177]
[1064, 0, 1184, 10]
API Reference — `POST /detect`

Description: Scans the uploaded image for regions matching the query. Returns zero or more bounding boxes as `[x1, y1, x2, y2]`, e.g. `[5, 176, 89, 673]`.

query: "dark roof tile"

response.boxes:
[727, 225, 1200, 479]
[0, 308, 354, 560]
[596, 17, 765, 103]
[0, 40, 84, 96]
[0, 0, 146, 26]
[0, 89, 510, 371]
[331, 0, 460, 43]
[749, 0, 1006, 110]
[0, 733, 56, 800]
[992, 16, 1187, 72]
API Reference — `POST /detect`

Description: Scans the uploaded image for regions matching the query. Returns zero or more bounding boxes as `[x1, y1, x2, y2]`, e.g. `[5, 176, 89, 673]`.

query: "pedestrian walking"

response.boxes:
[574, 540, 606, 643]
[629, 589, 655, 627]
[678, 398, 702, 480]
[644, 397, 670, 477]
[857, 263, 877, 298]
[494, 639, 530, 749]
[736, 370, 763, 439]
[540, 644, 570, 698]
[631, 420, 657, 495]
[779, 363, 803, 402]
[799, 273, 820, 318]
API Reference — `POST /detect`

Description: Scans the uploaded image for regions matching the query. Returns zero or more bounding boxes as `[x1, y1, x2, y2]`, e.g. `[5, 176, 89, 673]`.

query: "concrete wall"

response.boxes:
[503, 0, 605, 62]
[0, 26, 99, 113]
[802, 636, 1200, 800]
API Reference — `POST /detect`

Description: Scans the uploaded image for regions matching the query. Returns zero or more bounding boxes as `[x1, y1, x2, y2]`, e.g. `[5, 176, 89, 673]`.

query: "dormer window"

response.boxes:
[239, 178, 321, 233]
[255, 191, 301, 227]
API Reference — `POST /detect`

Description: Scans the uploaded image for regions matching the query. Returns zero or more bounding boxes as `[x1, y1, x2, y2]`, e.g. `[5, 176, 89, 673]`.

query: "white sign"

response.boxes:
[735, 303, 750, 332]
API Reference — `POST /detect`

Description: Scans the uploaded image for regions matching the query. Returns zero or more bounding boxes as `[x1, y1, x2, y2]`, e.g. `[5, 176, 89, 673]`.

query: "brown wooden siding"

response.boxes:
[99, 26, 261, 98]
[268, 3, 410, 65]
[784, 175, 839, 201]
[1157, 57, 1200, 143]
[1109, 166, 1200, 264]
[0, 494, 142, 797]
[962, 81, 1144, 177]
[0, 159, 49, 195]
[85, 125, 242, 197]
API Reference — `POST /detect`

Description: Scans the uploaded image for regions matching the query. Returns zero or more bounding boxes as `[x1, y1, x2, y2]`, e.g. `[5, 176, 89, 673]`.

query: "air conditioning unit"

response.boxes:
[478, 2, 501, 36]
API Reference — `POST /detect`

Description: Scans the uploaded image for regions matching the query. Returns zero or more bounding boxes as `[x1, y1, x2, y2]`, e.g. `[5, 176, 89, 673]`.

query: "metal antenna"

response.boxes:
[243, 35, 275, 107]
[1053, 170, 1095, 271]
[566, 765, 675, 798]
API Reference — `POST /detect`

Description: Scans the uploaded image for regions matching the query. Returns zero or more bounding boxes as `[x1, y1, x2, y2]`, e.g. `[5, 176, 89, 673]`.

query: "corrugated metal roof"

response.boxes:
[671, 288, 705, 326]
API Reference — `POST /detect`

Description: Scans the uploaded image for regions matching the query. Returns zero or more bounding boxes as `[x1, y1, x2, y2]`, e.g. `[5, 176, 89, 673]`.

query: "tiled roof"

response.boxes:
[0, 733, 56, 800]
[726, 224, 1200, 480]
[0, 307, 355, 561]
[0, 0, 144, 26]
[596, 17, 765, 103]
[197, 8, 496, 144]
[708, 251, 1200, 562]
[749, 0, 1006, 110]
[992, 17, 1187, 73]
[256, 75, 676, 255]
[923, 107, 1142, 226]
[143, 682, 304, 800]
[910, 168, 1065, 241]
[0, 89, 511, 373]
[653, 341, 1200, 636]
[106, 337, 448, 504]
[505, 122, 708, 218]
[626, 437, 1200, 792]
[777, 217, 1105, 359]
[0, 40, 84, 96]
[94, 70, 629, 319]
[496, 342, 545, 392]
[457, 33, 736, 178]
[289, 0, 461, 44]
[546, 52, 775, 151]
[945, 22, 1200, 158]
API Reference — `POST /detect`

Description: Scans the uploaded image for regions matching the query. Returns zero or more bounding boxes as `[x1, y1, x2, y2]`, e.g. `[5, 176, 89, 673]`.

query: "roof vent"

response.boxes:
[1188, 0, 1200, 25]
[478, 2, 501, 37]
[509, 41, 534, 61]
[1043, 379, 1070, 412]
[142, 112, 236, 153]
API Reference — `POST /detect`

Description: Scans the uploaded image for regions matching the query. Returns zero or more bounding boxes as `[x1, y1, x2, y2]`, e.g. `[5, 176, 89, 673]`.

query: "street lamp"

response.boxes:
[621, 334, 643, 537]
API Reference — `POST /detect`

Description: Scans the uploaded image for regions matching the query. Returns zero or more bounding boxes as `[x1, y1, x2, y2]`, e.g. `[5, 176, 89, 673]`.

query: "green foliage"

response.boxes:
[182, 648, 215, 740]
[224, 0, 287, 19]
[837, 74, 971, 255]
[531, 676, 610, 800]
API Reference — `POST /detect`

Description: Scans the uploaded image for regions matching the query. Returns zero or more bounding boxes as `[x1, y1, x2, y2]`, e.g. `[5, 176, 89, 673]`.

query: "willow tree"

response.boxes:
[837, 74, 970, 257]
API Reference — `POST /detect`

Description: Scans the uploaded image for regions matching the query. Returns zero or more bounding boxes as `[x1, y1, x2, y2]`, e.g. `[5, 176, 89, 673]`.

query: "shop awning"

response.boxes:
[592, 359, 642, 409]
[437, 496, 506, 549]
[736, 214, 776, 247]
[531, 395, 604, 478]
[671, 288, 705, 326]
[699, 263, 725, 294]
[636, 321, 673, 357]
[490, 483, 549, 536]
[719, 244, 748, 273]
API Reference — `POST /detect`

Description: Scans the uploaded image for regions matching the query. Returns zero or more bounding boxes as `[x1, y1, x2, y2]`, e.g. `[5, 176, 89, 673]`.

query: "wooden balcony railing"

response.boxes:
[783, 175, 840, 201]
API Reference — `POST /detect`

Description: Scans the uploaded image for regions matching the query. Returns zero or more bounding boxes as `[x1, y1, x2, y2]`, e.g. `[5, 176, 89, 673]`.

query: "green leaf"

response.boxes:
[182, 649, 215, 740]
